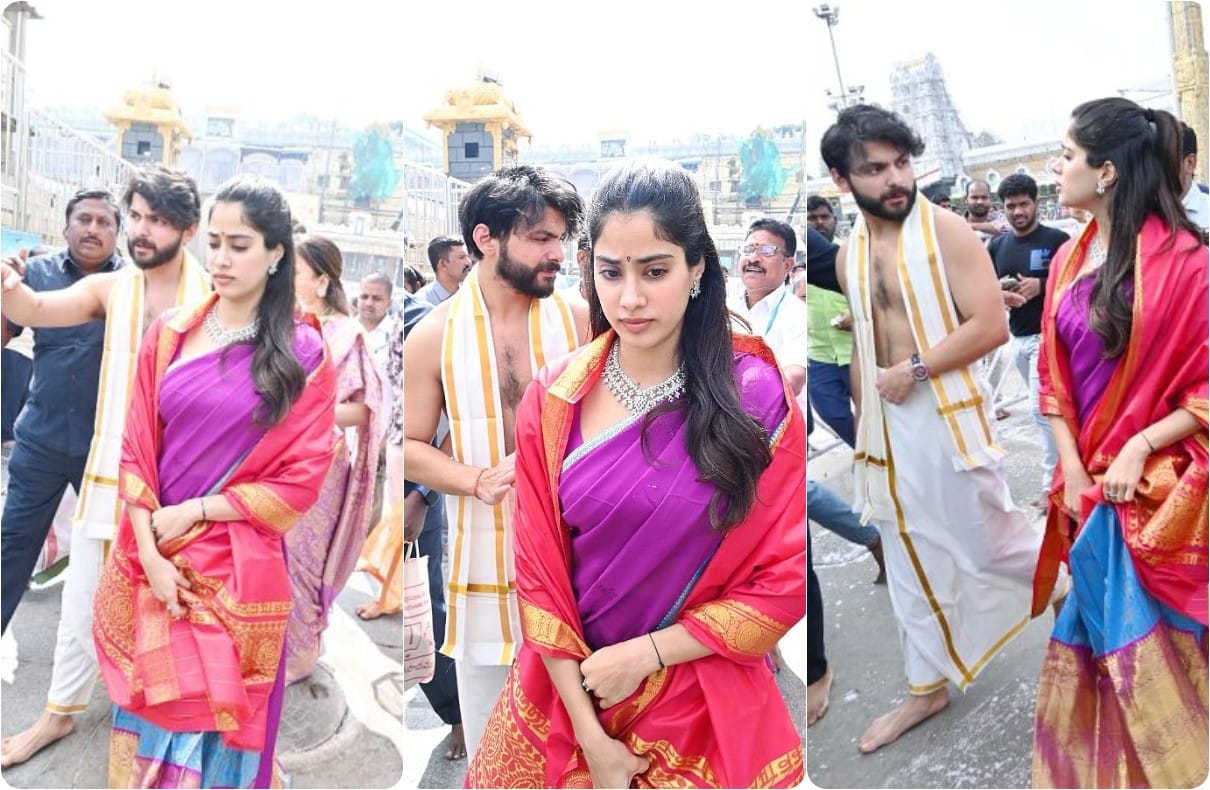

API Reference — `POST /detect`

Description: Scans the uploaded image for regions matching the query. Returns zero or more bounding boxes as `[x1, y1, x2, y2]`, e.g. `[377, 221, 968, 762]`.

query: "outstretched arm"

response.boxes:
[1, 262, 113, 327]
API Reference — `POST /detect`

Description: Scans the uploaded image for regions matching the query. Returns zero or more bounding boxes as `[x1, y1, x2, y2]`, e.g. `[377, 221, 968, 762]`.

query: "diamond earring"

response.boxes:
[268, 261, 279, 276]
[689, 279, 702, 299]
[1095, 182, 1106, 196]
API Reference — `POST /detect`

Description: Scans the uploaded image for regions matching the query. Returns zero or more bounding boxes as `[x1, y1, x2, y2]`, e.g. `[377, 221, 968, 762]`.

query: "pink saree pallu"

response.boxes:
[94, 300, 337, 788]
[467, 334, 807, 788]
[1033, 218, 1209, 788]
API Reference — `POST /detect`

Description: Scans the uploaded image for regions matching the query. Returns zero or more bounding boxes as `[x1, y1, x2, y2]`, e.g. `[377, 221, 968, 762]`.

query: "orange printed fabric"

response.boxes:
[467, 333, 806, 788]
[1034, 216, 1209, 622]
[93, 297, 338, 751]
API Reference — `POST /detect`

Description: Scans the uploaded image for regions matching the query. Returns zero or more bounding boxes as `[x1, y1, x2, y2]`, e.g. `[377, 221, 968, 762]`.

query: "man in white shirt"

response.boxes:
[359, 272, 396, 372]
[1180, 124, 1209, 236]
[726, 218, 808, 399]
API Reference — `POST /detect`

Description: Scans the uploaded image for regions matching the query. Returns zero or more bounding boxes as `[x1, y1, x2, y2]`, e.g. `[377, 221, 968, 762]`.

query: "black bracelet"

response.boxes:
[199, 497, 207, 522]
[648, 632, 665, 670]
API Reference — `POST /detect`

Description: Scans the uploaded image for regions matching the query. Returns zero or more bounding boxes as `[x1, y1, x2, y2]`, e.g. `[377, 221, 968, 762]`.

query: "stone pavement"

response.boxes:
[0, 447, 404, 789]
[806, 372, 1054, 788]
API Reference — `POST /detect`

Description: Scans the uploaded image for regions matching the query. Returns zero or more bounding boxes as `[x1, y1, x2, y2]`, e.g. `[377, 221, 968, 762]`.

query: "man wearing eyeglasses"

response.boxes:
[726, 219, 808, 399]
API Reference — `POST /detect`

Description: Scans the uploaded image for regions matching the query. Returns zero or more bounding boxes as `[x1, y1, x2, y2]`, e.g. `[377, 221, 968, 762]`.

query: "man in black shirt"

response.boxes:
[986, 174, 1069, 506]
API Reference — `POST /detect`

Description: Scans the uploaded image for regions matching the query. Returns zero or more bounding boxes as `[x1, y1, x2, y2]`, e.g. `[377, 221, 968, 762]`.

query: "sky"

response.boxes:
[18, 0, 1197, 162]
[19, 0, 810, 145]
[798, 0, 1185, 171]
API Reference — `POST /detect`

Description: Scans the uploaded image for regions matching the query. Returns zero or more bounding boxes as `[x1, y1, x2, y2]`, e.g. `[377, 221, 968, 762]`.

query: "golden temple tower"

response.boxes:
[422, 69, 531, 181]
[103, 75, 191, 167]
[1170, 2, 1208, 185]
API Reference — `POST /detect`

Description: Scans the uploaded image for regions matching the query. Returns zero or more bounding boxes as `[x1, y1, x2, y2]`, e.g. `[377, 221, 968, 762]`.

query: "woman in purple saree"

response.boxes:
[1032, 98, 1208, 788]
[467, 159, 806, 789]
[93, 177, 337, 788]
[284, 234, 385, 684]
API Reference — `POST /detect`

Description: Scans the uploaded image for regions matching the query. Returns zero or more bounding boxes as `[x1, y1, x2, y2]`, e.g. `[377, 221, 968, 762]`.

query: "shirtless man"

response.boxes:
[821, 105, 1044, 753]
[0, 165, 209, 767]
[403, 164, 588, 761]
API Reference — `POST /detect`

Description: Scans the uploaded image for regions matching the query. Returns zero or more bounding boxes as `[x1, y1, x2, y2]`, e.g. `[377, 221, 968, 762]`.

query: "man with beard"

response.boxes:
[403, 164, 588, 760]
[417, 235, 473, 306]
[821, 105, 1047, 754]
[964, 179, 1009, 241]
[0, 166, 209, 767]
[987, 174, 1068, 508]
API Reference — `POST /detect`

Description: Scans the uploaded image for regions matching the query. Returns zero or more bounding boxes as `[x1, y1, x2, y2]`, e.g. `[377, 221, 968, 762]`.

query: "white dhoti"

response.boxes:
[42, 258, 210, 716]
[454, 660, 511, 763]
[439, 270, 579, 759]
[46, 530, 103, 712]
[876, 379, 1041, 693]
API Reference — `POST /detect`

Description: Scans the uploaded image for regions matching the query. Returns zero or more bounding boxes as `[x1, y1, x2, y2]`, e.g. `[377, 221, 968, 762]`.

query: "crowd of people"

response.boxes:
[0, 92, 1204, 790]
[0, 167, 419, 785]
[807, 96, 1207, 788]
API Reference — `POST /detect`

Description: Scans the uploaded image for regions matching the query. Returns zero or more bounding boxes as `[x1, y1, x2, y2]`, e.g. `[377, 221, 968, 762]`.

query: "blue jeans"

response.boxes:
[1008, 333, 1058, 489]
[1, 439, 87, 633]
[808, 479, 879, 548]
[808, 535, 826, 684]
[808, 359, 856, 448]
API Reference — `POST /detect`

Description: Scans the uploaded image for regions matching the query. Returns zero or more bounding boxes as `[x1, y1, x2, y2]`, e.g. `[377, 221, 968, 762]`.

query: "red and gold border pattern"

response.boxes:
[747, 745, 804, 788]
[519, 600, 589, 658]
[227, 483, 302, 535]
[467, 669, 548, 788]
[627, 731, 719, 787]
[682, 599, 788, 657]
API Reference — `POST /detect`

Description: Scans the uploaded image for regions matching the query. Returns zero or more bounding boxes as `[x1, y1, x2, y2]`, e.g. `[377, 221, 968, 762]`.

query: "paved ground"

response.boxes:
[806, 370, 1054, 788]
[0, 448, 405, 789]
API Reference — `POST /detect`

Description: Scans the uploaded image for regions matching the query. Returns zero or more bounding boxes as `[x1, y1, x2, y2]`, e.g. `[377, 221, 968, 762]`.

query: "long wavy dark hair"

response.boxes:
[586, 159, 772, 530]
[1069, 98, 1202, 358]
[210, 177, 306, 426]
[295, 234, 352, 316]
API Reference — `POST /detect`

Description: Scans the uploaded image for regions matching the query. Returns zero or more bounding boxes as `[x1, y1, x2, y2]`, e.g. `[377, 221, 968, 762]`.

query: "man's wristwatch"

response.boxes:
[909, 353, 930, 382]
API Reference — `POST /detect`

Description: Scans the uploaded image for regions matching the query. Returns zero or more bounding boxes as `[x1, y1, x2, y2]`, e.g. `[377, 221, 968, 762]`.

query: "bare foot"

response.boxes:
[444, 724, 467, 760]
[807, 667, 833, 727]
[355, 601, 399, 620]
[858, 687, 949, 753]
[1, 711, 75, 768]
[355, 601, 383, 620]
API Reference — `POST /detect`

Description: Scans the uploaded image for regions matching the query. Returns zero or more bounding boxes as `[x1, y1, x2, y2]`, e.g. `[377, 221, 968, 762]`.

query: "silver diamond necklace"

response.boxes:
[602, 341, 686, 414]
[1088, 234, 1108, 267]
[203, 304, 259, 346]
